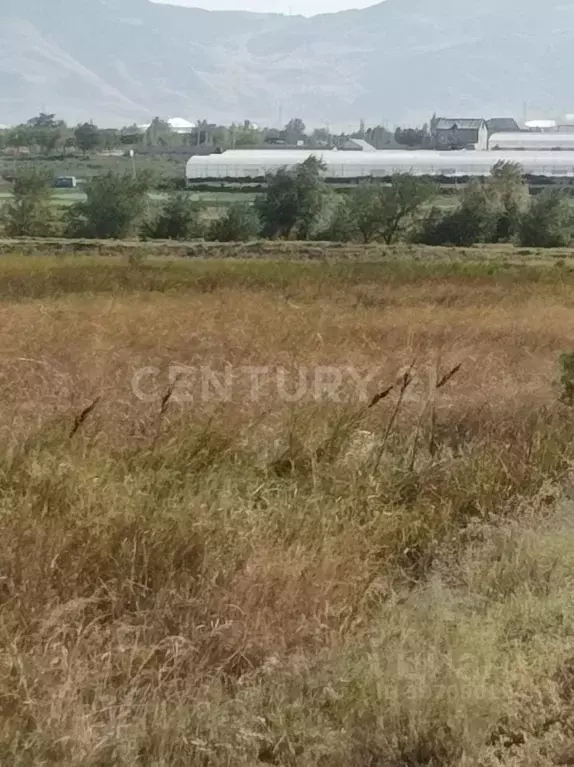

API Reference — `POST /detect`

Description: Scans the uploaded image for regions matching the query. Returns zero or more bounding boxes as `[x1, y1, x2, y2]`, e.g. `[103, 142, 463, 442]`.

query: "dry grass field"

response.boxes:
[3, 250, 574, 764]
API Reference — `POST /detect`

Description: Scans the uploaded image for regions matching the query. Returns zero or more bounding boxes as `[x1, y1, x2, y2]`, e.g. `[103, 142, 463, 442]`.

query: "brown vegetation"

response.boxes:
[1, 252, 574, 764]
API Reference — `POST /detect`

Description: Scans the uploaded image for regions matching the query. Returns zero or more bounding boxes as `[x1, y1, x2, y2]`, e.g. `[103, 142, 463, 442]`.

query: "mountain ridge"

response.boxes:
[0, 0, 572, 127]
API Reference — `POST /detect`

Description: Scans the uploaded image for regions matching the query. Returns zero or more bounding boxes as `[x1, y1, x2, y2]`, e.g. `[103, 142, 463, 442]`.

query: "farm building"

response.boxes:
[489, 132, 574, 151]
[186, 149, 574, 181]
[430, 118, 489, 150]
[486, 118, 521, 135]
[337, 138, 377, 152]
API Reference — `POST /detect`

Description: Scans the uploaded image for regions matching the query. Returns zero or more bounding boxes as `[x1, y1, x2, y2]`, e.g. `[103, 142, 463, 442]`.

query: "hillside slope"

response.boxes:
[1, 0, 572, 126]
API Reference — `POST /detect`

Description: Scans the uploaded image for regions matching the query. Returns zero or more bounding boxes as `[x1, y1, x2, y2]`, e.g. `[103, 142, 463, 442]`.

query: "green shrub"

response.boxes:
[518, 189, 573, 248]
[65, 172, 151, 239]
[1, 168, 59, 237]
[416, 181, 503, 246]
[416, 165, 529, 247]
[414, 206, 456, 246]
[346, 176, 436, 244]
[142, 193, 204, 240]
[208, 203, 260, 242]
[490, 161, 530, 242]
[255, 156, 328, 239]
[315, 196, 358, 242]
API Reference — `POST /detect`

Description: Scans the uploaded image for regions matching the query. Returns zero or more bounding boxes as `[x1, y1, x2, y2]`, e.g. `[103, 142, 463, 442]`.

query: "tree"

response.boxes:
[208, 203, 260, 242]
[145, 117, 172, 148]
[317, 195, 358, 242]
[99, 129, 122, 151]
[120, 125, 144, 147]
[256, 167, 299, 238]
[35, 128, 63, 154]
[379, 175, 437, 244]
[191, 119, 221, 147]
[488, 161, 529, 241]
[415, 206, 453, 246]
[518, 189, 574, 248]
[21, 114, 67, 155]
[255, 156, 329, 239]
[416, 180, 501, 246]
[490, 159, 524, 187]
[4, 128, 23, 151]
[27, 113, 61, 129]
[66, 172, 151, 239]
[212, 126, 230, 148]
[285, 118, 306, 144]
[75, 122, 101, 154]
[310, 128, 330, 147]
[63, 136, 76, 155]
[1, 168, 57, 237]
[231, 122, 263, 148]
[293, 156, 329, 239]
[394, 127, 427, 148]
[348, 184, 385, 243]
[457, 180, 502, 243]
[348, 175, 436, 244]
[142, 193, 203, 240]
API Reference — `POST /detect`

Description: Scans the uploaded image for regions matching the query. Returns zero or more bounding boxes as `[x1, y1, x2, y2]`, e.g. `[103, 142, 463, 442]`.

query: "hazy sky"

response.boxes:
[153, 0, 379, 16]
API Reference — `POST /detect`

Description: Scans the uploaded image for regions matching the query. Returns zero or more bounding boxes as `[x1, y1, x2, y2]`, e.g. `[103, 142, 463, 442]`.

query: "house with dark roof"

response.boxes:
[430, 117, 488, 150]
[486, 118, 521, 135]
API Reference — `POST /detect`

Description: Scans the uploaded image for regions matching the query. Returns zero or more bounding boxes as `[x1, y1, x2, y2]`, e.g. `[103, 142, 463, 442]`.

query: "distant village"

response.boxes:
[150, 113, 574, 155]
[429, 115, 574, 153]
[5, 112, 574, 157]
[6, 110, 574, 189]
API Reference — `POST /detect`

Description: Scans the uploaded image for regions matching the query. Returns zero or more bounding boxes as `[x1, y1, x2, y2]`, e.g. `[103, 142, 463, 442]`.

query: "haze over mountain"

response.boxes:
[1, 0, 573, 127]
[152, 0, 380, 16]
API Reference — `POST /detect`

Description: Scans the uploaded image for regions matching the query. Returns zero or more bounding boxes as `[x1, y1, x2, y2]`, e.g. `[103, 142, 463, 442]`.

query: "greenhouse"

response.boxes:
[489, 132, 574, 151]
[186, 148, 574, 181]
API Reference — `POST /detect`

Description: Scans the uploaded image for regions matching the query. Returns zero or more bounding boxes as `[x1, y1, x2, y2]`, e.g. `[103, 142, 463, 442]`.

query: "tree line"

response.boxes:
[1, 159, 572, 248]
[0, 113, 420, 156]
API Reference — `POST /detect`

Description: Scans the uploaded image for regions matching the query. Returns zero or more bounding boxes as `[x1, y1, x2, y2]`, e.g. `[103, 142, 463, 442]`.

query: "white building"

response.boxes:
[139, 117, 196, 134]
[524, 119, 557, 131]
[166, 117, 196, 134]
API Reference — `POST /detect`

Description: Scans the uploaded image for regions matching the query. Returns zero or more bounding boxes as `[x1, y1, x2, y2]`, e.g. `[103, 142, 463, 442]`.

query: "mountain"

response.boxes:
[1, 0, 574, 127]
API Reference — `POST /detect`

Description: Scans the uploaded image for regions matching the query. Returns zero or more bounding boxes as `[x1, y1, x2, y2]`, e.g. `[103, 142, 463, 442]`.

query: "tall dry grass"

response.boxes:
[1, 253, 574, 764]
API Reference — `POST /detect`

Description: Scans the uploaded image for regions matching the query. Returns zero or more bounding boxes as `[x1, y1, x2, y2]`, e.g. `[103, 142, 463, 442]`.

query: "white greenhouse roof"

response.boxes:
[489, 132, 574, 149]
[186, 149, 574, 179]
[138, 117, 195, 133]
[525, 120, 557, 129]
[343, 138, 377, 152]
[168, 117, 195, 130]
